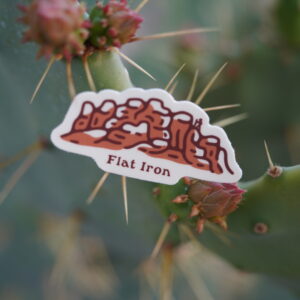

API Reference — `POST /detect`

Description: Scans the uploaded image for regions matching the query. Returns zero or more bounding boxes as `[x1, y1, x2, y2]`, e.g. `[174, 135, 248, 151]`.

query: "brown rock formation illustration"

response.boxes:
[61, 98, 234, 175]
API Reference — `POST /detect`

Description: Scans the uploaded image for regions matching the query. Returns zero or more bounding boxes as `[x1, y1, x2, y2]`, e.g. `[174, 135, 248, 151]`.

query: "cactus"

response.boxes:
[155, 165, 300, 279]
[1, 0, 300, 299]
[200, 165, 300, 279]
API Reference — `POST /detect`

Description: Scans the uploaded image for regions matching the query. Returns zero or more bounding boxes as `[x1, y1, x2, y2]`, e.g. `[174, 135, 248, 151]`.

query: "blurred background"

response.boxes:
[0, 0, 299, 299]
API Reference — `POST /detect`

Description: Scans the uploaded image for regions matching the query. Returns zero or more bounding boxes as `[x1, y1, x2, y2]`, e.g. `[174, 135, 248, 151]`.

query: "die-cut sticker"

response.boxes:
[51, 88, 242, 184]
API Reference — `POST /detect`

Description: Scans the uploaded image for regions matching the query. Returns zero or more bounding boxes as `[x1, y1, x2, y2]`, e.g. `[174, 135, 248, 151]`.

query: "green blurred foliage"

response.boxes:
[275, 0, 300, 48]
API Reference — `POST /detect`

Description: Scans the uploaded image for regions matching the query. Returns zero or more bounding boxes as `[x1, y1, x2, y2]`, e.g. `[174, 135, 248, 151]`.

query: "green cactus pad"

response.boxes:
[200, 165, 300, 278]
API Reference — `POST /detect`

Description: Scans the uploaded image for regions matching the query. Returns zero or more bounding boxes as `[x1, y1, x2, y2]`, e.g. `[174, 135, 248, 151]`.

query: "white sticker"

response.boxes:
[51, 88, 242, 184]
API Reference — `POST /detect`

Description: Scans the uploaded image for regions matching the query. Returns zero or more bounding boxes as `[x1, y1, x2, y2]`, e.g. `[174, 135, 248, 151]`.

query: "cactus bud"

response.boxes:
[186, 180, 245, 233]
[88, 0, 143, 50]
[18, 0, 88, 60]
[188, 181, 245, 218]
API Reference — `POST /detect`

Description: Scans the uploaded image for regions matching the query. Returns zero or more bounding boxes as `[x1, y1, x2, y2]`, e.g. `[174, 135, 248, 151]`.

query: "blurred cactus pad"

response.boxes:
[1, 0, 300, 299]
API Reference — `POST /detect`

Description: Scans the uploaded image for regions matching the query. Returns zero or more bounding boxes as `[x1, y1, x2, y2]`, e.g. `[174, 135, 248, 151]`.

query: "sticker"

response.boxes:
[51, 88, 242, 184]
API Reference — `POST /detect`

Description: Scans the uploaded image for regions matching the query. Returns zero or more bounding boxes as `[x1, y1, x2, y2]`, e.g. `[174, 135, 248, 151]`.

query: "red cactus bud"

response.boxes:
[89, 0, 143, 50]
[188, 181, 245, 219]
[177, 180, 247, 233]
[18, 0, 88, 59]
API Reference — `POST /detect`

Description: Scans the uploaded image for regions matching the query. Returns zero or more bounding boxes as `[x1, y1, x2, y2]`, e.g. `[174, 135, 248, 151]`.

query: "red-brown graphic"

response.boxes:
[60, 98, 233, 175]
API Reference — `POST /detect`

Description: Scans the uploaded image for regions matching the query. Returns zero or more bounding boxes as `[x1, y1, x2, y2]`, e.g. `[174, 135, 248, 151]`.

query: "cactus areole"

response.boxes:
[51, 88, 242, 184]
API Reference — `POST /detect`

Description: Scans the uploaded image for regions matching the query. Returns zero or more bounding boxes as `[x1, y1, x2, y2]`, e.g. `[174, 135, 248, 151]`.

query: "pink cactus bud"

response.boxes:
[89, 0, 143, 50]
[188, 181, 245, 219]
[170, 180, 247, 233]
[18, 0, 88, 60]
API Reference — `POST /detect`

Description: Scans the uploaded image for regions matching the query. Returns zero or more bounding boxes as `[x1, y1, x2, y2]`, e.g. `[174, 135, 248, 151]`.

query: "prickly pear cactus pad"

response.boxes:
[200, 166, 300, 278]
[0, 0, 300, 299]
